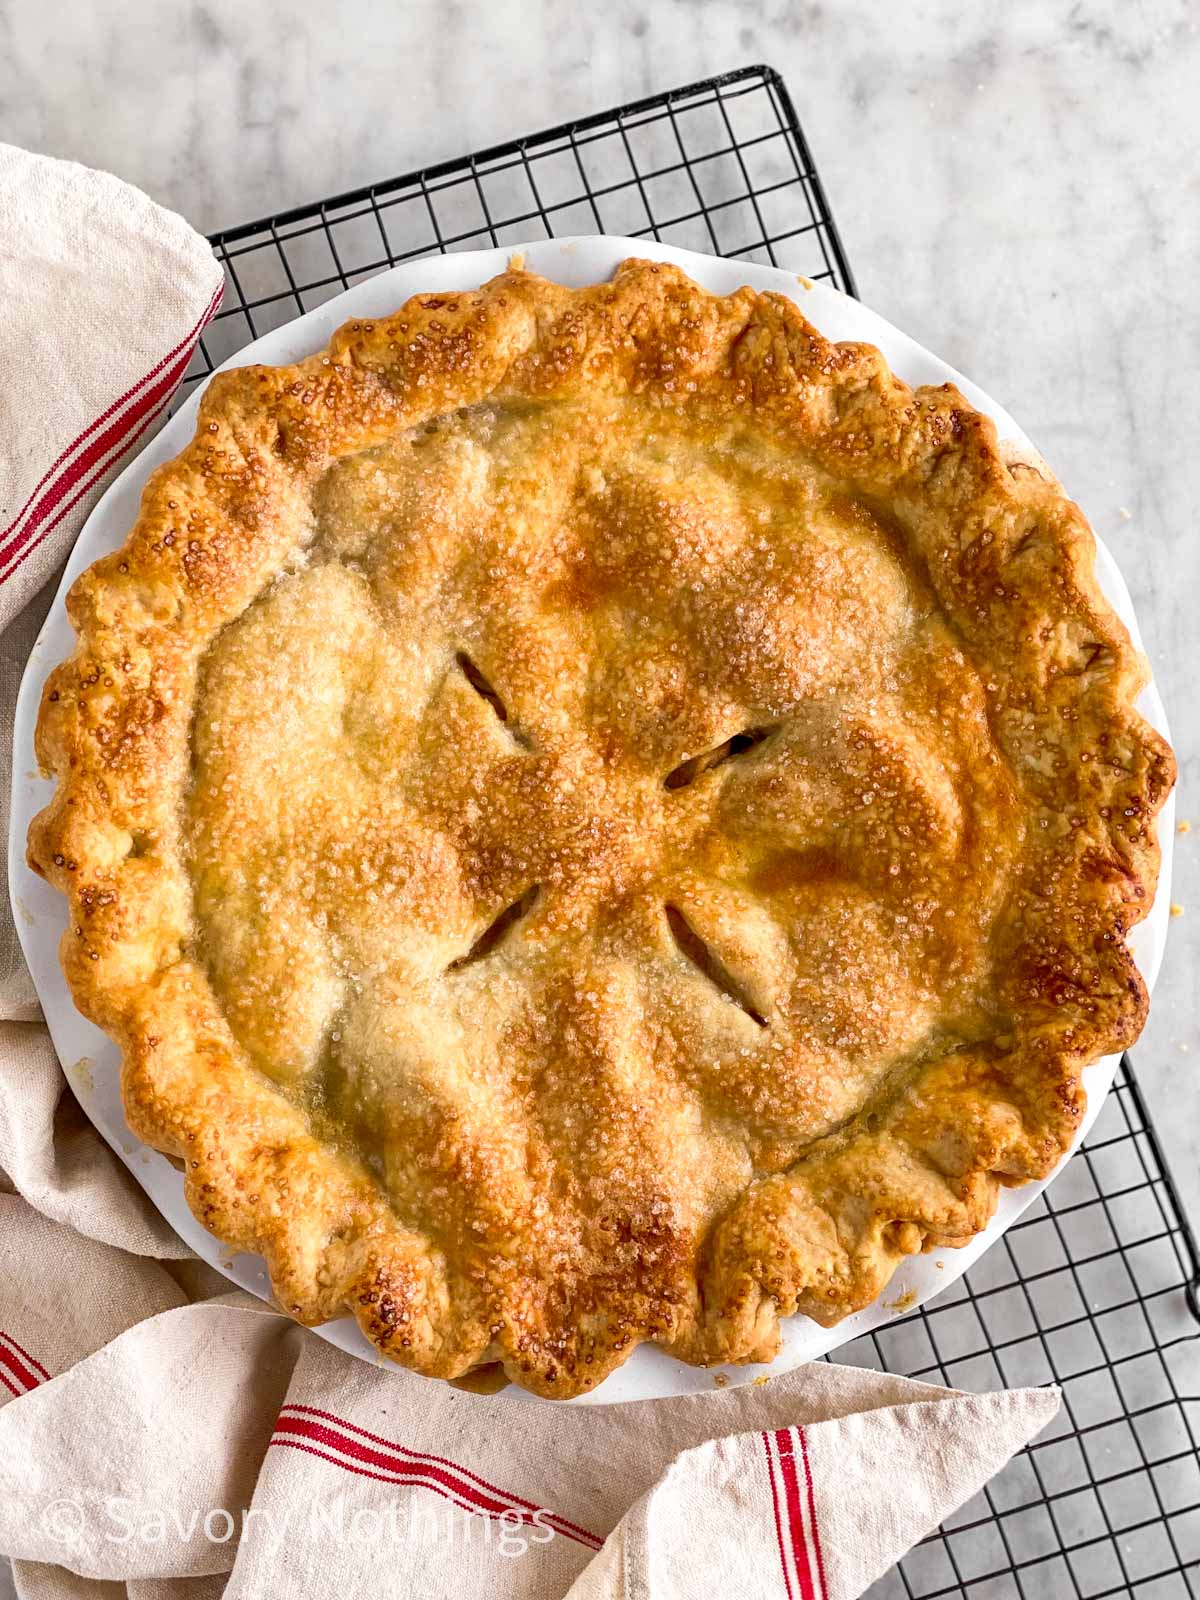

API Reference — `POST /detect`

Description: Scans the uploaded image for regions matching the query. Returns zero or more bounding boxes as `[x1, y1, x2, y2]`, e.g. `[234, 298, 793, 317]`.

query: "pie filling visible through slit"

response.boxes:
[29, 261, 1175, 1397]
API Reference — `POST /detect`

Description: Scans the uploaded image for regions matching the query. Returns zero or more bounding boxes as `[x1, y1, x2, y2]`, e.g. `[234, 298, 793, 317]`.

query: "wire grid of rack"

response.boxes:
[185, 64, 1200, 1600]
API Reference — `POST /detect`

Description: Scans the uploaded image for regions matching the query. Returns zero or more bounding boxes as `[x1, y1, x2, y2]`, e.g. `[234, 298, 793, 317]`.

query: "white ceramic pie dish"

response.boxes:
[8, 236, 1174, 1404]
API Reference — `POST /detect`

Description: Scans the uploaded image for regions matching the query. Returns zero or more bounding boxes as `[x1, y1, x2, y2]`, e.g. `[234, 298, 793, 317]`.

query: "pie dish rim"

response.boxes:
[12, 236, 1176, 1403]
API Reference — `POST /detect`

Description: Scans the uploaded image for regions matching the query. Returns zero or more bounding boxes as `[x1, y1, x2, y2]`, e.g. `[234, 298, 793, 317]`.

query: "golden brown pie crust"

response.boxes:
[29, 261, 1174, 1397]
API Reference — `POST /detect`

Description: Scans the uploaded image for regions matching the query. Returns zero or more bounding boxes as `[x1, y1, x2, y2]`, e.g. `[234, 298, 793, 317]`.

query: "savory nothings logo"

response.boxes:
[40, 1489, 561, 1557]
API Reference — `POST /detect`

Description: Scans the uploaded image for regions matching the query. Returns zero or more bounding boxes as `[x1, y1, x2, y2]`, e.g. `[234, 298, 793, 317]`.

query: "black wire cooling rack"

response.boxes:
[186, 63, 1200, 1600]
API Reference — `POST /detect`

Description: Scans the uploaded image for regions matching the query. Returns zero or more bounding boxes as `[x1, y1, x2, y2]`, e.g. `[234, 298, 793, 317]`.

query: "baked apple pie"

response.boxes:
[29, 260, 1174, 1397]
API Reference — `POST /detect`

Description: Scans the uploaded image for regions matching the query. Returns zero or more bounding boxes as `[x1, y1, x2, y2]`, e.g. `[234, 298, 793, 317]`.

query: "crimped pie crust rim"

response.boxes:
[27, 258, 1175, 1398]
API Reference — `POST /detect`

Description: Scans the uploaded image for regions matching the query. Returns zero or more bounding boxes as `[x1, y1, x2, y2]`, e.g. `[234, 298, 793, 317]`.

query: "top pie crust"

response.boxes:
[29, 261, 1174, 1397]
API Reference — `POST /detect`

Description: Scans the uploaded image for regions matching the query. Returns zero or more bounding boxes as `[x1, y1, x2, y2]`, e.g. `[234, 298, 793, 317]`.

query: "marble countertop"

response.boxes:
[3, 1, 1197, 1208]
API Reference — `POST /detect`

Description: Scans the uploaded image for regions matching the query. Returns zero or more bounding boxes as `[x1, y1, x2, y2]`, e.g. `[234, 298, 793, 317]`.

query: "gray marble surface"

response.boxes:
[2, 2, 1197, 1202]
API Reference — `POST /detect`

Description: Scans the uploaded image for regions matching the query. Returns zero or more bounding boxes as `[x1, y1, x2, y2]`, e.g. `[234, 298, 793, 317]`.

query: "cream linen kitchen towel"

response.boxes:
[0, 143, 223, 1025]
[0, 1293, 1059, 1600]
[0, 143, 1059, 1600]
